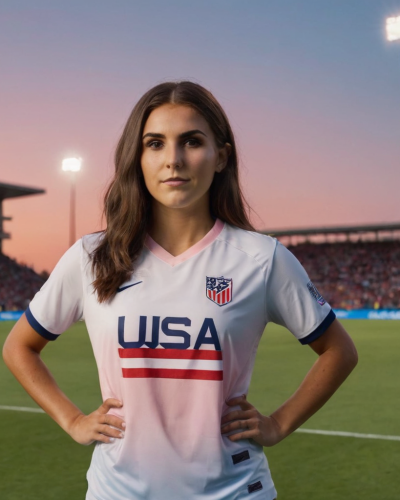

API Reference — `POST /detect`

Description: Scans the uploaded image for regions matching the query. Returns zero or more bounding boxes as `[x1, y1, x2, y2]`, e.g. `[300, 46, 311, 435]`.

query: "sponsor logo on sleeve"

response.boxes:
[306, 281, 326, 306]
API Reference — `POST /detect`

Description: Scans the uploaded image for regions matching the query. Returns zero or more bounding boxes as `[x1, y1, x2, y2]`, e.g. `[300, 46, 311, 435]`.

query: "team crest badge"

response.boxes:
[206, 276, 233, 306]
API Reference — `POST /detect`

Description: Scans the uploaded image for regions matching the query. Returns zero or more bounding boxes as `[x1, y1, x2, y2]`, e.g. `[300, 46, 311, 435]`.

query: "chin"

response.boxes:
[165, 202, 195, 210]
[157, 195, 199, 210]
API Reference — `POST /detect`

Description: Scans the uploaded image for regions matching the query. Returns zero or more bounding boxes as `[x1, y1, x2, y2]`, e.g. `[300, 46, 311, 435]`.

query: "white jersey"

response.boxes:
[26, 219, 335, 500]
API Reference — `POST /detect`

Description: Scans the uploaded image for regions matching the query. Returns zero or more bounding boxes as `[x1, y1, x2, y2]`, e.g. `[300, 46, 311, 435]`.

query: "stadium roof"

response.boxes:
[0, 181, 46, 253]
[0, 182, 45, 200]
[261, 222, 400, 238]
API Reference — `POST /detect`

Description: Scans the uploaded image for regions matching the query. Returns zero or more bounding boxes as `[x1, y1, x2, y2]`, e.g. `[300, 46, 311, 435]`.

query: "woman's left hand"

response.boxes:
[221, 321, 358, 448]
[221, 394, 283, 447]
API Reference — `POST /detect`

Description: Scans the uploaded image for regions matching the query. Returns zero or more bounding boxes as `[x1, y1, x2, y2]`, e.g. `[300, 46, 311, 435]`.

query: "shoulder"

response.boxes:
[81, 231, 104, 256]
[217, 223, 278, 271]
[62, 232, 104, 276]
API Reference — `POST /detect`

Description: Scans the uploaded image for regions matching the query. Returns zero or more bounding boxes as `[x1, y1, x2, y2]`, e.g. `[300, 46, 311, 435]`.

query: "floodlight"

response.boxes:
[386, 15, 400, 41]
[62, 157, 82, 247]
[62, 157, 82, 172]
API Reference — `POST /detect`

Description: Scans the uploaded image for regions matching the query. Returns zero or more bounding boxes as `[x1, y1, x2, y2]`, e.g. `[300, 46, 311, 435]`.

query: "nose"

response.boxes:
[165, 143, 183, 169]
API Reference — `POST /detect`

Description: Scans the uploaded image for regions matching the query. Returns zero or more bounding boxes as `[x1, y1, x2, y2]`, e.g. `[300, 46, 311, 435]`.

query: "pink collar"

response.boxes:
[145, 219, 224, 267]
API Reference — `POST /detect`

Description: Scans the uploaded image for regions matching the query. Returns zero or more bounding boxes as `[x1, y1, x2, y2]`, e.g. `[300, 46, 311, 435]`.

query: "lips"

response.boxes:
[162, 177, 189, 186]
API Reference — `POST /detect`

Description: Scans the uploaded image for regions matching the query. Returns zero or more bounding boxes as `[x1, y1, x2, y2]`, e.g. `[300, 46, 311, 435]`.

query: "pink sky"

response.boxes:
[1, 1, 400, 273]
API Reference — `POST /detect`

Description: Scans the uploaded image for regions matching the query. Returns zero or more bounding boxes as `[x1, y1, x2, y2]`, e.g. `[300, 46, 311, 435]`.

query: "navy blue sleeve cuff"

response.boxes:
[299, 309, 336, 345]
[25, 307, 59, 341]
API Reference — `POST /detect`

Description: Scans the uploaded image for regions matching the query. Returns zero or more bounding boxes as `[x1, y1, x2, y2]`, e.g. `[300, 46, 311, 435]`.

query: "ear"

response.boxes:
[215, 143, 232, 173]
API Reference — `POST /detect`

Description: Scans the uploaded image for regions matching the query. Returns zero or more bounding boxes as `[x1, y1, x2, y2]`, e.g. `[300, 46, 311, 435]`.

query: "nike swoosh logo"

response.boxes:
[116, 281, 143, 293]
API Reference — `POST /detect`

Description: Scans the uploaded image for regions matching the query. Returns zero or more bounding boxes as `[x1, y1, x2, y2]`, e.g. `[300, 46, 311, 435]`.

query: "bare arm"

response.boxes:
[2, 314, 125, 445]
[221, 319, 358, 445]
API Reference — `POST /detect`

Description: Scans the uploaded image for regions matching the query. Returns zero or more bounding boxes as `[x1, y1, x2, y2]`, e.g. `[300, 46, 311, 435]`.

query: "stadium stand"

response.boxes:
[290, 240, 400, 310]
[0, 253, 45, 311]
[264, 222, 400, 311]
[0, 181, 46, 311]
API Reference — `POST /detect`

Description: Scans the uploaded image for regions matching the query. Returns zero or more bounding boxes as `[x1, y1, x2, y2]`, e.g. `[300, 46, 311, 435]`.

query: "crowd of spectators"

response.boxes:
[1, 238, 399, 311]
[0, 253, 46, 311]
[290, 240, 400, 310]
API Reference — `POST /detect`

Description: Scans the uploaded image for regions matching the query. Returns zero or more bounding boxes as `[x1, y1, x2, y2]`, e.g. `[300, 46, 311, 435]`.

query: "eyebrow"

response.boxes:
[142, 129, 207, 140]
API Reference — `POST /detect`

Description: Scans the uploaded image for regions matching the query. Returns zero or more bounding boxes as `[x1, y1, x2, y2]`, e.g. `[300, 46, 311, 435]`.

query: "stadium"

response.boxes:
[0, 181, 399, 499]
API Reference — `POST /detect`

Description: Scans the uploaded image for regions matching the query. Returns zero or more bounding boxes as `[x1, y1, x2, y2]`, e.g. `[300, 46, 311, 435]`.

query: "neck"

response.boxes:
[148, 200, 215, 257]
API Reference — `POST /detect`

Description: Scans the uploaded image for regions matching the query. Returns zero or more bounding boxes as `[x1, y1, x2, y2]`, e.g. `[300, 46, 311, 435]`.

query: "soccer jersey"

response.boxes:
[26, 219, 335, 500]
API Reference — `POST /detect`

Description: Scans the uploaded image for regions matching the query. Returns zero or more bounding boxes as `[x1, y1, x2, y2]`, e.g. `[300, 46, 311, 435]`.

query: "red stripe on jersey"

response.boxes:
[227, 288, 230, 302]
[222, 290, 225, 303]
[122, 368, 223, 380]
[118, 348, 223, 360]
[213, 290, 216, 301]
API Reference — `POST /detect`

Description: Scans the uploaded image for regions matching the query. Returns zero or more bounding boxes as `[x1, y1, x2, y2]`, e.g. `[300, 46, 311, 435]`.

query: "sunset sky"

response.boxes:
[1, 0, 400, 273]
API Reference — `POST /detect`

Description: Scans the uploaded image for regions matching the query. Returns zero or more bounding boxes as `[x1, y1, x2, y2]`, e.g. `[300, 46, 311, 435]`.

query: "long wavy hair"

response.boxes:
[91, 81, 254, 302]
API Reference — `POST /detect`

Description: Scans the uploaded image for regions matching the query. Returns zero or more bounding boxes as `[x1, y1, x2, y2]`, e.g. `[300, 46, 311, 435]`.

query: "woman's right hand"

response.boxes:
[3, 317, 126, 447]
[68, 398, 126, 445]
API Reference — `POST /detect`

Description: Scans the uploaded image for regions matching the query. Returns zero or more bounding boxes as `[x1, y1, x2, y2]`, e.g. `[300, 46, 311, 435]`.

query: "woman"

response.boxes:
[3, 81, 358, 500]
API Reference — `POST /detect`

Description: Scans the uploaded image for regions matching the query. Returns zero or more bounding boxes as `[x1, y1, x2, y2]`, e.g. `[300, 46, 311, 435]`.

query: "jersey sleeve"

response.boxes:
[25, 239, 84, 340]
[265, 241, 336, 344]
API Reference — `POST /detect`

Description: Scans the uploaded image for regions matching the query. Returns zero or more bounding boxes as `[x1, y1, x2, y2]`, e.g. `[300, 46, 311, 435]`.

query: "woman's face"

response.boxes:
[141, 104, 229, 213]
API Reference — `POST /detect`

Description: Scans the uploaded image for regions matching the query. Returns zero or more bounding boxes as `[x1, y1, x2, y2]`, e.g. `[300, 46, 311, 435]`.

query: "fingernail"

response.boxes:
[120, 432, 124, 438]
[122, 423, 126, 429]
[109, 438, 115, 442]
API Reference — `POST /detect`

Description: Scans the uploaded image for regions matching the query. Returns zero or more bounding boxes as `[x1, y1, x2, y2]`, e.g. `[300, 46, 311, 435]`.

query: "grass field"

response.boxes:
[0, 319, 399, 499]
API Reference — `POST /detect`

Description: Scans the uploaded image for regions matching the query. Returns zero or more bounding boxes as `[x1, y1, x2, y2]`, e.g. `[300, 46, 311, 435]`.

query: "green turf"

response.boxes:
[248, 320, 400, 499]
[1, 319, 399, 499]
[0, 321, 100, 500]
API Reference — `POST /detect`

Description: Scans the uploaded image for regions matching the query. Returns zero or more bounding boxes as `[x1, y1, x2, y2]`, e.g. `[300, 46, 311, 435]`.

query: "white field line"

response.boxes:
[0, 405, 45, 413]
[0, 406, 399, 442]
[296, 428, 400, 442]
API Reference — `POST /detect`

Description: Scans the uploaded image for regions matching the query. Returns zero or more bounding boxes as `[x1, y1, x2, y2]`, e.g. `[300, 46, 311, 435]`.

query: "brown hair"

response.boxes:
[91, 81, 254, 302]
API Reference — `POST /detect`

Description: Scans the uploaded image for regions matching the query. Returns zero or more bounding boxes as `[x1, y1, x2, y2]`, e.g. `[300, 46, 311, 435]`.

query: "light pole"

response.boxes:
[386, 15, 400, 41]
[385, 15, 399, 249]
[62, 157, 82, 247]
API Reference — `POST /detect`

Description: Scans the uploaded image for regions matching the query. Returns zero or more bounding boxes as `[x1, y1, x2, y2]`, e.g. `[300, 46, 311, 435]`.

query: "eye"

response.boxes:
[146, 140, 163, 150]
[184, 138, 201, 147]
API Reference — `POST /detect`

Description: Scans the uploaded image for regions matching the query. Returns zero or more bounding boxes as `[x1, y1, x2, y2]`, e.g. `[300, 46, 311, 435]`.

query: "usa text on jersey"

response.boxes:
[117, 316, 223, 381]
